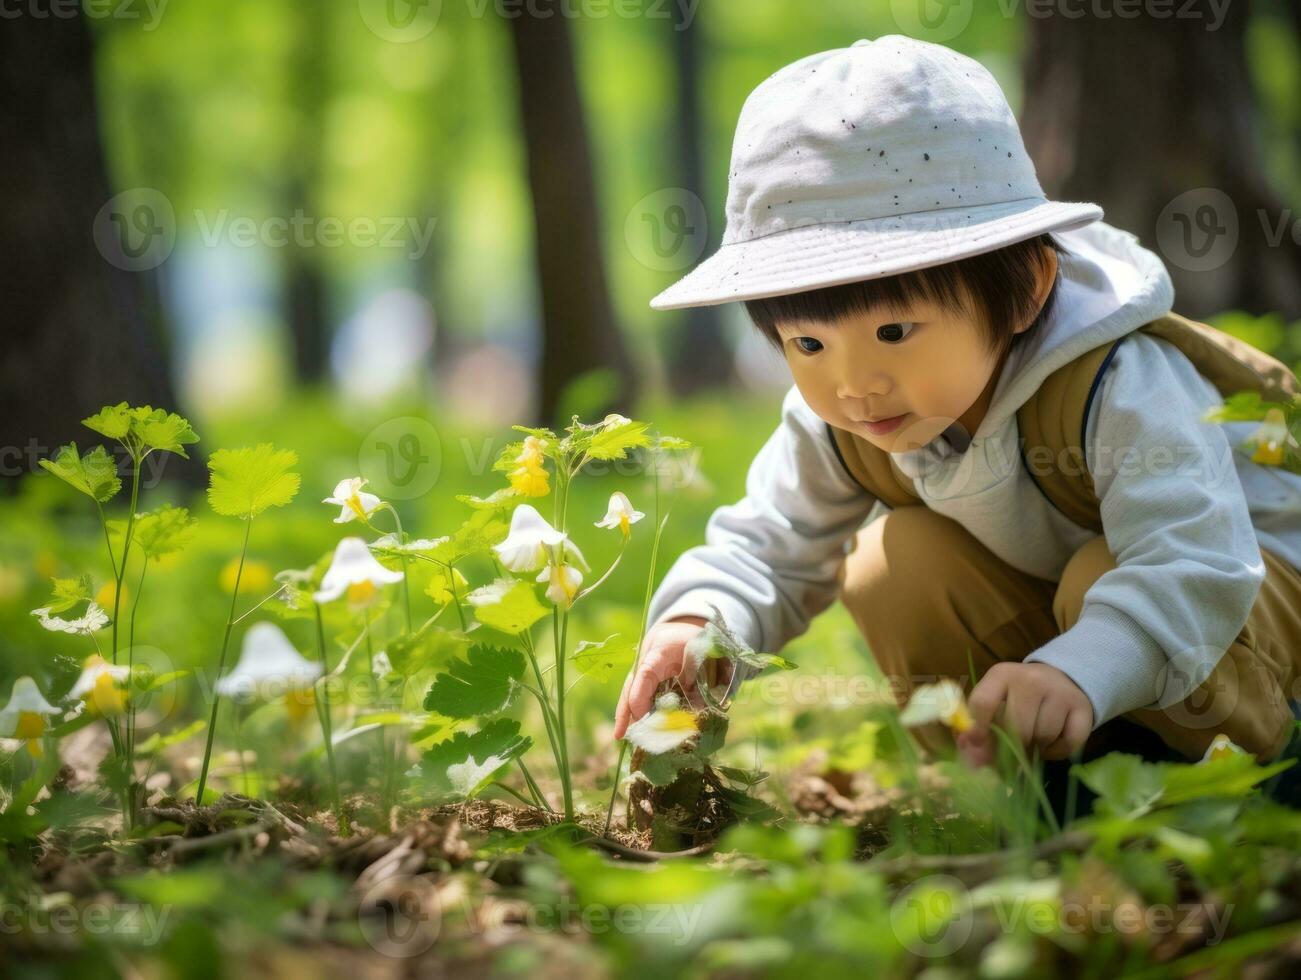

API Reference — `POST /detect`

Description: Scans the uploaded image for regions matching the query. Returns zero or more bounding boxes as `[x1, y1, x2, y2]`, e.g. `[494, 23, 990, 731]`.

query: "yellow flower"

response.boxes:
[285, 687, 316, 728]
[95, 580, 127, 611]
[899, 679, 973, 734]
[221, 557, 273, 595]
[508, 436, 550, 497]
[1248, 408, 1299, 467]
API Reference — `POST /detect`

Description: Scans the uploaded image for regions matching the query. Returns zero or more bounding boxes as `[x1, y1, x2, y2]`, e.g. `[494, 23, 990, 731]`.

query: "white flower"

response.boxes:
[215, 622, 323, 702]
[623, 692, 699, 754]
[493, 504, 588, 574]
[313, 537, 405, 605]
[372, 651, 394, 680]
[898, 679, 973, 734]
[594, 491, 645, 539]
[0, 676, 62, 756]
[536, 561, 584, 608]
[323, 477, 384, 524]
[31, 602, 109, 635]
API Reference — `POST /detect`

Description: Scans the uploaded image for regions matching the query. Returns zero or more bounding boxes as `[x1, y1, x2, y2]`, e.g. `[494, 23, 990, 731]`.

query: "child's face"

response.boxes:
[776, 296, 1030, 454]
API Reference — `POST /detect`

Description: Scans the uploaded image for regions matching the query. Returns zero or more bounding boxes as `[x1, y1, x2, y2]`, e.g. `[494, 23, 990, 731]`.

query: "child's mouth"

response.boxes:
[860, 413, 907, 435]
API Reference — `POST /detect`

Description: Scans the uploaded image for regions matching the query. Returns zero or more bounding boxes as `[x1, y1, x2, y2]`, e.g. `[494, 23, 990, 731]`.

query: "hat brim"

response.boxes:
[648, 198, 1103, 311]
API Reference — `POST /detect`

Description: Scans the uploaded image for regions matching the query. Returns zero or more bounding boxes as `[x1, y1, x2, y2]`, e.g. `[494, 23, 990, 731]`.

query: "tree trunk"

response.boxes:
[1019, 3, 1301, 320]
[284, 7, 330, 384]
[0, 11, 188, 487]
[506, 2, 636, 426]
[664, 3, 734, 394]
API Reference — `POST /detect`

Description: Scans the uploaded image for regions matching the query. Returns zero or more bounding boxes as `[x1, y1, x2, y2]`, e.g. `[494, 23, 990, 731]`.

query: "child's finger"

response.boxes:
[966, 669, 1010, 733]
[621, 650, 684, 733]
[1032, 698, 1068, 749]
[957, 729, 994, 769]
[1041, 708, 1091, 761]
[613, 671, 637, 740]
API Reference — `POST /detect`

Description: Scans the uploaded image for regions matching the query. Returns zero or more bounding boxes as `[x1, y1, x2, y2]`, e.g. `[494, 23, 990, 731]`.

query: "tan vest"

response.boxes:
[827, 311, 1301, 533]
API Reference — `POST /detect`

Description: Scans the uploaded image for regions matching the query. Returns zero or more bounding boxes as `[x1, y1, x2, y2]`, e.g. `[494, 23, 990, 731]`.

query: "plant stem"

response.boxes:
[313, 605, 344, 831]
[380, 504, 414, 633]
[516, 758, 551, 811]
[194, 516, 253, 804]
[604, 452, 666, 836]
[521, 634, 566, 790]
[110, 454, 142, 667]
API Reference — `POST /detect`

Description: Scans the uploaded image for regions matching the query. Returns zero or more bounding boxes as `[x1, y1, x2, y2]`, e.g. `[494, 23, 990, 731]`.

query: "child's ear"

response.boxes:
[1013, 244, 1059, 336]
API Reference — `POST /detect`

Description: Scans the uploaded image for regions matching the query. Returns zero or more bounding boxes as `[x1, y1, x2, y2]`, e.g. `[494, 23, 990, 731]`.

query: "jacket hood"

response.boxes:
[974, 219, 1176, 439]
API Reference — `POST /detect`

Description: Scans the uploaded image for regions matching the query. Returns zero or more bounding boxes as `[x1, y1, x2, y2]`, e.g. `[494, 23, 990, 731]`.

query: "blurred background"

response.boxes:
[0, 0, 1299, 697]
[2, 0, 1300, 456]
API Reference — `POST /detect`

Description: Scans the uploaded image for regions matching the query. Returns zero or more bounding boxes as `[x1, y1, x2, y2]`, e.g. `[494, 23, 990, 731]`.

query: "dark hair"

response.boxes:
[745, 232, 1065, 362]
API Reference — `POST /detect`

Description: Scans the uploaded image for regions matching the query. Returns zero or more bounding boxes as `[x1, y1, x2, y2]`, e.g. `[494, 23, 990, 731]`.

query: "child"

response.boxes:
[612, 36, 1301, 777]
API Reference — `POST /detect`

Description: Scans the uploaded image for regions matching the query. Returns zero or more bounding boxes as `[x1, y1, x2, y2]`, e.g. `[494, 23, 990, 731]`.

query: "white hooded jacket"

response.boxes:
[645, 220, 1301, 730]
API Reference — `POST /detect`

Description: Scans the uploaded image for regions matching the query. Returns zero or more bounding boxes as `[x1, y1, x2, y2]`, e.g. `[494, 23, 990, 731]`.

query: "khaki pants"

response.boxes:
[836, 507, 1301, 762]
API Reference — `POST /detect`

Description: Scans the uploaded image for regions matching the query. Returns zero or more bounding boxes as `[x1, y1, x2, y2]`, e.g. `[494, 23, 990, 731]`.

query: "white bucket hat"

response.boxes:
[650, 35, 1103, 311]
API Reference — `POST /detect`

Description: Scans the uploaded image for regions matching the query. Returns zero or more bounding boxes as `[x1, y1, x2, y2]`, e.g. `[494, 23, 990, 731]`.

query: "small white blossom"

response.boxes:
[493, 504, 588, 574]
[313, 537, 404, 605]
[215, 622, 323, 702]
[623, 692, 698, 754]
[323, 477, 384, 525]
[594, 491, 645, 539]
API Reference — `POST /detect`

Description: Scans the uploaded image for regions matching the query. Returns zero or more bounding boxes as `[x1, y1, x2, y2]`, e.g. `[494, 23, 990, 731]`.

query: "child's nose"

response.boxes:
[836, 371, 891, 401]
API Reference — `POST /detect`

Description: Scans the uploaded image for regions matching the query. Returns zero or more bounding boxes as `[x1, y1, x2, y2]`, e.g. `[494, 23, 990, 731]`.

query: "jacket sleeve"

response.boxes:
[1023, 331, 1267, 728]
[645, 384, 879, 697]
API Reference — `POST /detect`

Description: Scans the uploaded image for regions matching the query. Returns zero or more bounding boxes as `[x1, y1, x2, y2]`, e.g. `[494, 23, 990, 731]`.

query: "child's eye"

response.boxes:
[793, 337, 824, 354]
[878, 322, 917, 343]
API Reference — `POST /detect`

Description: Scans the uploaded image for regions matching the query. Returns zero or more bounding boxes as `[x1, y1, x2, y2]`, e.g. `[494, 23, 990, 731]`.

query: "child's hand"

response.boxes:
[612, 616, 734, 741]
[955, 662, 1094, 768]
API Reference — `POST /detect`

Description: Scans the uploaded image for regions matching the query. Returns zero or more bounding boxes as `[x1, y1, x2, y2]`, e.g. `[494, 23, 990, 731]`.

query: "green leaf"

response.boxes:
[42, 575, 93, 615]
[134, 719, 206, 757]
[132, 407, 199, 457]
[38, 443, 121, 502]
[82, 403, 198, 457]
[469, 577, 548, 634]
[110, 505, 198, 560]
[410, 718, 532, 801]
[207, 444, 301, 518]
[82, 403, 134, 440]
[455, 487, 519, 511]
[386, 623, 473, 677]
[655, 435, 693, 452]
[423, 645, 525, 718]
[573, 634, 636, 682]
[584, 417, 653, 461]
[686, 606, 797, 674]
